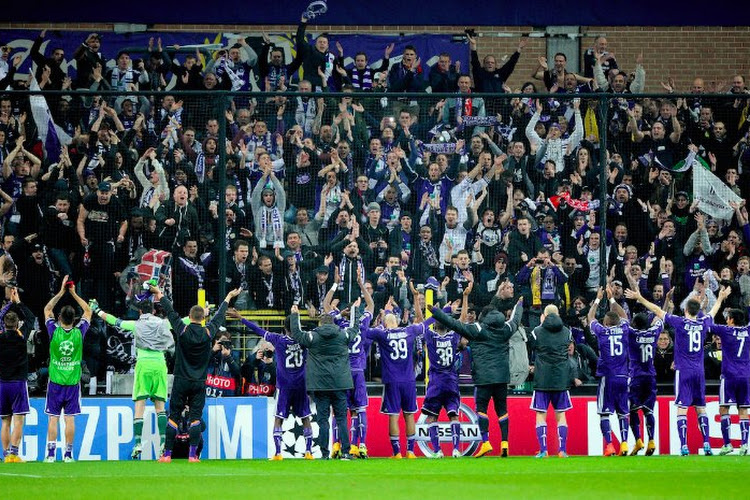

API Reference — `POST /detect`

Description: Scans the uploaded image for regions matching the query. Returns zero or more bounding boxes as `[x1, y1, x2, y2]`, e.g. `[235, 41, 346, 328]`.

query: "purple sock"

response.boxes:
[65, 443, 73, 458]
[698, 414, 710, 444]
[618, 415, 629, 444]
[536, 424, 547, 453]
[558, 425, 568, 453]
[9, 445, 18, 455]
[478, 412, 489, 442]
[740, 418, 749, 446]
[677, 415, 688, 447]
[349, 414, 359, 446]
[429, 423, 440, 452]
[304, 427, 313, 452]
[47, 441, 56, 458]
[162, 449, 172, 458]
[189, 445, 197, 458]
[407, 434, 415, 453]
[358, 412, 368, 445]
[332, 417, 339, 444]
[600, 417, 612, 444]
[630, 411, 641, 441]
[273, 427, 283, 455]
[645, 411, 656, 441]
[721, 415, 732, 445]
[390, 436, 401, 455]
[451, 422, 461, 452]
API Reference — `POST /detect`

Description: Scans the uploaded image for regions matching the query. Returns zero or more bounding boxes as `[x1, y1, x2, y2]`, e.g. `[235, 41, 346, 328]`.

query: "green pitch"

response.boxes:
[3, 457, 749, 499]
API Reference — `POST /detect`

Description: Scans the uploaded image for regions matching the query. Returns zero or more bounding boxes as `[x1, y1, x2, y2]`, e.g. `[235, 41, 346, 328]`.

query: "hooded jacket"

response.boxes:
[430, 300, 523, 385]
[529, 313, 572, 391]
[290, 312, 359, 391]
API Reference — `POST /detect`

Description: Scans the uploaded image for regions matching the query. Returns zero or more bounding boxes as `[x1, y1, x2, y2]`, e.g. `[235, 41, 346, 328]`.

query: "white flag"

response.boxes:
[692, 165, 743, 221]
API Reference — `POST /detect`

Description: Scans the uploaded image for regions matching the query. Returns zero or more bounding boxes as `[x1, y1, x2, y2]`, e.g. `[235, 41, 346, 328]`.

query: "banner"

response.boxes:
[15, 394, 735, 460]
[15, 397, 271, 461]
[692, 165, 743, 221]
[0, 30, 468, 93]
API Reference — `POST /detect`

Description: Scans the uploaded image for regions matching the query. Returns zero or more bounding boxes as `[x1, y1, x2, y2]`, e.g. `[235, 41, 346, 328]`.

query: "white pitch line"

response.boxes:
[0, 472, 43, 478]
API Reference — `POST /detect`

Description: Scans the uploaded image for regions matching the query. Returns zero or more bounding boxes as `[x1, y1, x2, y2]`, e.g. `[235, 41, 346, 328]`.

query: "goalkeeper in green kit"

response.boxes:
[92, 279, 175, 459]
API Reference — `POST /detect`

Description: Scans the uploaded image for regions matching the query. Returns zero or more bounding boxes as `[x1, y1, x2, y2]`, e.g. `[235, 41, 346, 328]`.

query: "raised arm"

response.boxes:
[588, 286, 604, 324]
[69, 285, 93, 322]
[708, 286, 731, 319]
[44, 275, 70, 320]
[289, 305, 313, 347]
[606, 284, 627, 319]
[624, 288, 665, 320]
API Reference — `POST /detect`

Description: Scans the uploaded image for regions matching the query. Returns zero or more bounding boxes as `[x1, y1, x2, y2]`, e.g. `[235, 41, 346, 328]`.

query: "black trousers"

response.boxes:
[166, 378, 207, 449]
[311, 390, 349, 457]
[475, 383, 509, 441]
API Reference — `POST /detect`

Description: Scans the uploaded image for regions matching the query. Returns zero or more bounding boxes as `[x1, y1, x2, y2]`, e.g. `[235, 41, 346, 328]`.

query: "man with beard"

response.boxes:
[155, 185, 200, 255]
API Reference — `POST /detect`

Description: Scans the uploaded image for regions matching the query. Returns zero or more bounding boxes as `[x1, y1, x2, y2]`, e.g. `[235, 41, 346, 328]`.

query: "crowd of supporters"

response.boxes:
[1, 22, 749, 392]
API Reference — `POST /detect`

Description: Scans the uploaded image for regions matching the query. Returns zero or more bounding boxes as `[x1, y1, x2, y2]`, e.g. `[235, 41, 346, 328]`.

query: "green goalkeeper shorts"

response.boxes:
[132, 358, 168, 402]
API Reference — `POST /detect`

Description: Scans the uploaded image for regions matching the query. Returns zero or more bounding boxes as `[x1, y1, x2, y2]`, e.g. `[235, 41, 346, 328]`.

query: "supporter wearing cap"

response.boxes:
[362, 202, 389, 270]
[305, 265, 332, 316]
[389, 212, 413, 268]
[77, 178, 127, 311]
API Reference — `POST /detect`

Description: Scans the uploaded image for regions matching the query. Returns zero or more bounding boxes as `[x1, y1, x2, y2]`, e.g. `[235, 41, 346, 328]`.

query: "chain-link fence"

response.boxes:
[3, 87, 748, 391]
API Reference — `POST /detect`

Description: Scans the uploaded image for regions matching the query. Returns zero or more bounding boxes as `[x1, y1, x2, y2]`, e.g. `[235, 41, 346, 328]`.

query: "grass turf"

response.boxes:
[2, 456, 749, 499]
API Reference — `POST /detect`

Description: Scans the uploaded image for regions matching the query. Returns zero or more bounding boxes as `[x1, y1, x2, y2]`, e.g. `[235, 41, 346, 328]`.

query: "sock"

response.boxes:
[9, 445, 18, 455]
[133, 418, 144, 446]
[188, 420, 202, 457]
[645, 411, 656, 442]
[630, 411, 641, 441]
[677, 415, 688, 448]
[358, 412, 367, 445]
[349, 414, 359, 447]
[498, 413, 509, 444]
[451, 422, 461, 452]
[740, 417, 749, 446]
[273, 426, 283, 455]
[478, 412, 489, 442]
[65, 443, 73, 458]
[390, 435, 401, 455]
[47, 441, 56, 458]
[721, 415, 732, 446]
[618, 414, 629, 444]
[332, 417, 339, 444]
[406, 433, 415, 453]
[157, 412, 167, 448]
[600, 417, 612, 444]
[429, 423, 440, 452]
[558, 425, 568, 453]
[304, 427, 313, 453]
[536, 424, 547, 453]
[164, 419, 178, 455]
[698, 413, 710, 445]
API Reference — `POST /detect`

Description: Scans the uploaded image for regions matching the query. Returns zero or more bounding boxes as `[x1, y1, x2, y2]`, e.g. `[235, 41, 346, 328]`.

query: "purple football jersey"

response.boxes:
[591, 319, 631, 377]
[627, 320, 663, 378]
[263, 331, 306, 390]
[348, 311, 374, 372]
[367, 322, 427, 383]
[424, 329, 461, 385]
[665, 313, 712, 373]
[710, 323, 750, 378]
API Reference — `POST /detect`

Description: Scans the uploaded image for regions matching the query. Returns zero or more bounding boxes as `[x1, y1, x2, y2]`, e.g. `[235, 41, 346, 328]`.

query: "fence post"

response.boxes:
[597, 94, 609, 287]
[216, 93, 228, 302]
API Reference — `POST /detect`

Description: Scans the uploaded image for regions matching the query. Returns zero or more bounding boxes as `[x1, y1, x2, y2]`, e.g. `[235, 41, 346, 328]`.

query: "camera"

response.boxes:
[263, 349, 274, 359]
[219, 340, 232, 349]
[465, 28, 477, 37]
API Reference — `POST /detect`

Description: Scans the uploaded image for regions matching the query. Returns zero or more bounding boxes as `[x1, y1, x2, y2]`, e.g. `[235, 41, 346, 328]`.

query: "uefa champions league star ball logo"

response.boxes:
[415, 402, 482, 457]
[59, 340, 75, 357]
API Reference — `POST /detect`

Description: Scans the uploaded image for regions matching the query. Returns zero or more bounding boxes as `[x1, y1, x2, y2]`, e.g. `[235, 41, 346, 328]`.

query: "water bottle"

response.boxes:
[135, 278, 158, 302]
[83, 244, 91, 267]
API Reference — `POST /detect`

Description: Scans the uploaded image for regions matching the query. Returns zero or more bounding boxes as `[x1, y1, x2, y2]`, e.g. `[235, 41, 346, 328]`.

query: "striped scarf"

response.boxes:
[350, 67, 374, 90]
[259, 203, 284, 249]
[267, 65, 289, 91]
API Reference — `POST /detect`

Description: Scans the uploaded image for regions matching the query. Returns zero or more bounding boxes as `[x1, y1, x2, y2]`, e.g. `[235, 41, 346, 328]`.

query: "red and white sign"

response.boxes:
[358, 395, 732, 457]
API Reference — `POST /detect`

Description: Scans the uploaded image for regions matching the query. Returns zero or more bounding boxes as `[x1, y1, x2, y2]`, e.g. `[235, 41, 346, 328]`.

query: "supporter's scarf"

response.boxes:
[421, 142, 457, 154]
[259, 203, 284, 249]
[584, 107, 599, 143]
[220, 57, 245, 91]
[548, 191, 601, 212]
[178, 256, 205, 286]
[670, 149, 710, 173]
[420, 239, 439, 268]
[460, 116, 499, 128]
[262, 274, 274, 307]
[350, 67, 374, 90]
[195, 152, 207, 183]
[339, 255, 365, 285]
[288, 270, 302, 305]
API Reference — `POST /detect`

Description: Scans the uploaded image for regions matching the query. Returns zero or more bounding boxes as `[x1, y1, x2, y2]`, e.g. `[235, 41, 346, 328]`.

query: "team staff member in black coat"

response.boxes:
[290, 302, 360, 460]
[156, 285, 241, 462]
[528, 305, 573, 458]
[430, 289, 524, 458]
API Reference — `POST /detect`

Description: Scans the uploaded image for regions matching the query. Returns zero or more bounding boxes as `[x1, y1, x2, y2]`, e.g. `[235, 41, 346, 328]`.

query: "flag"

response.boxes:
[28, 78, 72, 163]
[692, 165, 743, 221]
[670, 149, 709, 173]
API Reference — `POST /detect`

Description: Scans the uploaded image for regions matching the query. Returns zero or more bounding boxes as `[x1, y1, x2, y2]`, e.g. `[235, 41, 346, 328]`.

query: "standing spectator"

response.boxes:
[251, 159, 286, 255]
[583, 37, 618, 79]
[72, 33, 104, 89]
[296, 15, 335, 91]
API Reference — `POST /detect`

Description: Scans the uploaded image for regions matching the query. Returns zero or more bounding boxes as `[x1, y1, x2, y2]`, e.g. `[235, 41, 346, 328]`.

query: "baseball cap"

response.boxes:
[97, 181, 111, 192]
[315, 265, 330, 274]
[366, 202, 381, 213]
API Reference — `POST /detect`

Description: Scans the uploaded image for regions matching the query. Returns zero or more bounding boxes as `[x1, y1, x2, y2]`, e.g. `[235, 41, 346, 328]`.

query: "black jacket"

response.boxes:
[431, 301, 523, 385]
[528, 313, 572, 391]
